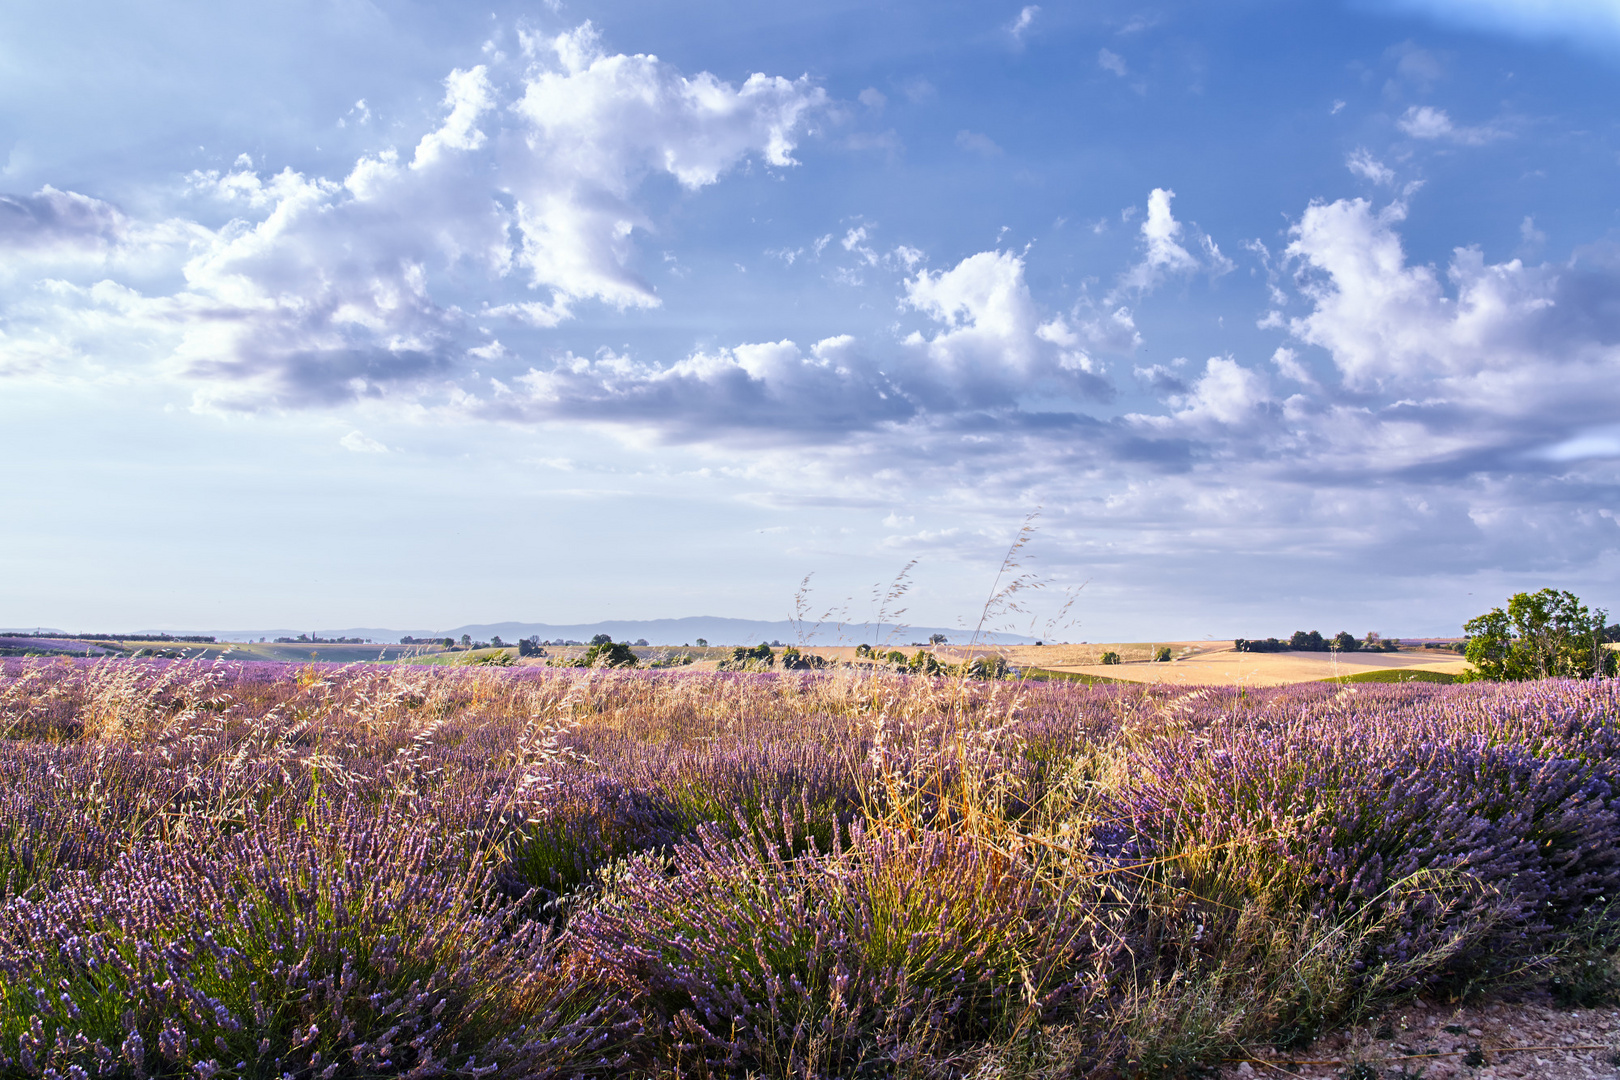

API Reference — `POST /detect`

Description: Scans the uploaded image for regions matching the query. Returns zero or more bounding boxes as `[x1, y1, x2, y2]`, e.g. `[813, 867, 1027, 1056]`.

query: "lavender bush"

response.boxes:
[1, 658, 1618, 1078]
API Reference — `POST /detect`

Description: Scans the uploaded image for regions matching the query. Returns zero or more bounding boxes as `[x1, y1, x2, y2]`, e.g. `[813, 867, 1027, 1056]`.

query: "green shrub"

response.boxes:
[1101, 651, 1121, 665]
[582, 641, 638, 668]
[1154, 646, 1172, 662]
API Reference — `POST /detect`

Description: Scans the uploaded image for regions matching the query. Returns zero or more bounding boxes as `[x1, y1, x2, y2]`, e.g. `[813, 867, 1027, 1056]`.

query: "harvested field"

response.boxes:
[990, 640, 1473, 685]
[2, 658, 1617, 1078]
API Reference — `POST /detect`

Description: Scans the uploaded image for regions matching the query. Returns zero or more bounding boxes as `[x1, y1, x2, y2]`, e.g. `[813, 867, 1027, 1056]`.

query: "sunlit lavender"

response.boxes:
[2, 658, 1618, 1078]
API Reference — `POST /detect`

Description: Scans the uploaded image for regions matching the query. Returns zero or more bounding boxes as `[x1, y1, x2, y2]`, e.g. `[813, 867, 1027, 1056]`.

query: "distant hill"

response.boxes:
[207, 617, 1037, 647]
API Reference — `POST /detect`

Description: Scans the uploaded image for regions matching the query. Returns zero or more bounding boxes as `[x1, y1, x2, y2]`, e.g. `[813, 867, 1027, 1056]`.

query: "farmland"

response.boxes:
[2, 657, 1618, 1078]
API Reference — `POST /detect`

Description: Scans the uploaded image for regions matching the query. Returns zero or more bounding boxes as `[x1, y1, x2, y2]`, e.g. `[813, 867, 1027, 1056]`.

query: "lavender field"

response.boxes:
[2, 658, 1618, 1079]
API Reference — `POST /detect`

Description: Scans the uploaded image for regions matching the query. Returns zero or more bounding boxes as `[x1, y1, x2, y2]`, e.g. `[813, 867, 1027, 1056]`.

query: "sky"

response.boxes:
[2, 0, 1619, 641]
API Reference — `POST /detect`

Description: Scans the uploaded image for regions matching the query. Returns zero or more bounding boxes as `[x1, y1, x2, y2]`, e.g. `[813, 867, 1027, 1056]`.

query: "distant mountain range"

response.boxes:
[219, 617, 1039, 647]
[6, 618, 1040, 647]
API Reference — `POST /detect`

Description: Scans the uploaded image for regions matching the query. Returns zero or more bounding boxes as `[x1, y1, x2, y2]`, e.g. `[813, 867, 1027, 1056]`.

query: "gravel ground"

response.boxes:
[1220, 989, 1620, 1079]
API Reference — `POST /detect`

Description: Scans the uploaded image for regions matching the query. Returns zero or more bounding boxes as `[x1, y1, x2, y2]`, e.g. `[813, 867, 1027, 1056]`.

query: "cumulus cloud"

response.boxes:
[1097, 49, 1128, 77]
[475, 246, 1117, 441]
[1280, 196, 1620, 471]
[494, 336, 913, 440]
[903, 250, 1115, 406]
[0, 23, 827, 410]
[1116, 188, 1229, 295]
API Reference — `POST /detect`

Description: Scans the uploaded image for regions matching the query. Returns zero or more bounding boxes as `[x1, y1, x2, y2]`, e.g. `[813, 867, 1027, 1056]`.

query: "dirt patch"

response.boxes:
[1219, 989, 1620, 1079]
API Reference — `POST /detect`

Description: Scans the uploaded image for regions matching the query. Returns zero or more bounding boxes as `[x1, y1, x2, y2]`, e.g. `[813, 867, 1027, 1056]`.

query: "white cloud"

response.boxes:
[0, 24, 827, 411]
[1098, 49, 1128, 77]
[1118, 188, 1214, 295]
[340, 430, 389, 453]
[903, 250, 1114, 405]
[1131, 356, 1273, 430]
[858, 87, 887, 111]
[1346, 148, 1396, 185]
[955, 130, 1003, 157]
[1008, 5, 1040, 43]
[1282, 195, 1620, 469]
[1397, 105, 1502, 145]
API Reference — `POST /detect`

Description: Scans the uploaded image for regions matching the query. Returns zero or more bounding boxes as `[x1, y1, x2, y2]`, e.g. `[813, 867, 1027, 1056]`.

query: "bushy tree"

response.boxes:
[590, 633, 612, 646]
[908, 650, 943, 675]
[582, 640, 638, 668]
[1100, 651, 1121, 665]
[695, 638, 708, 648]
[1331, 631, 1360, 651]
[1463, 589, 1615, 681]
[1154, 646, 1172, 662]
[928, 633, 948, 645]
[854, 643, 872, 657]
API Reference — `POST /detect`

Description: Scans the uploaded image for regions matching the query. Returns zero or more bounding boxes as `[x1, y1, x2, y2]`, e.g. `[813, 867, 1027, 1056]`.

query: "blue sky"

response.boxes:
[2, 0, 1619, 640]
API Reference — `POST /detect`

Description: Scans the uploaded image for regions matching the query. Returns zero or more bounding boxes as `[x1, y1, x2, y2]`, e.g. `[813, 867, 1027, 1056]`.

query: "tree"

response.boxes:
[1100, 651, 1121, 665]
[459, 634, 471, 648]
[695, 638, 708, 648]
[582, 640, 637, 668]
[1331, 631, 1360, 652]
[490, 635, 505, 648]
[1463, 589, 1615, 681]
[590, 633, 612, 646]
[928, 633, 948, 645]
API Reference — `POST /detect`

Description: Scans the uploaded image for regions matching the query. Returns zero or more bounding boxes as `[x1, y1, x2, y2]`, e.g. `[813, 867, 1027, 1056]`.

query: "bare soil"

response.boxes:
[1220, 988, 1620, 1079]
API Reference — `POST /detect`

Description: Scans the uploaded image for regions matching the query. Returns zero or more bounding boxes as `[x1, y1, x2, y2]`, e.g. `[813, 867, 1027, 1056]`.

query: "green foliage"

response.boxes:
[1100, 651, 1121, 665]
[1324, 668, 1456, 685]
[907, 650, 943, 676]
[779, 646, 827, 670]
[589, 633, 613, 646]
[1017, 667, 1118, 684]
[1462, 588, 1615, 681]
[460, 649, 516, 667]
[1545, 903, 1620, 1007]
[855, 643, 872, 657]
[958, 654, 1009, 680]
[1154, 646, 1172, 662]
[719, 642, 776, 671]
[1332, 631, 1360, 651]
[583, 641, 638, 668]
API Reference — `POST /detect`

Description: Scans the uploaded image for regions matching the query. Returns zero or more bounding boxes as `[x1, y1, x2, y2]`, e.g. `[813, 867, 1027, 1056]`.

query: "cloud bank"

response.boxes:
[0, 23, 825, 409]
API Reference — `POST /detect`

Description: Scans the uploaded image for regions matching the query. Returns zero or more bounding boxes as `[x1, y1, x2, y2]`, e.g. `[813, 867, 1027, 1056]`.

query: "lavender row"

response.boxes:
[1, 659, 1616, 1077]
